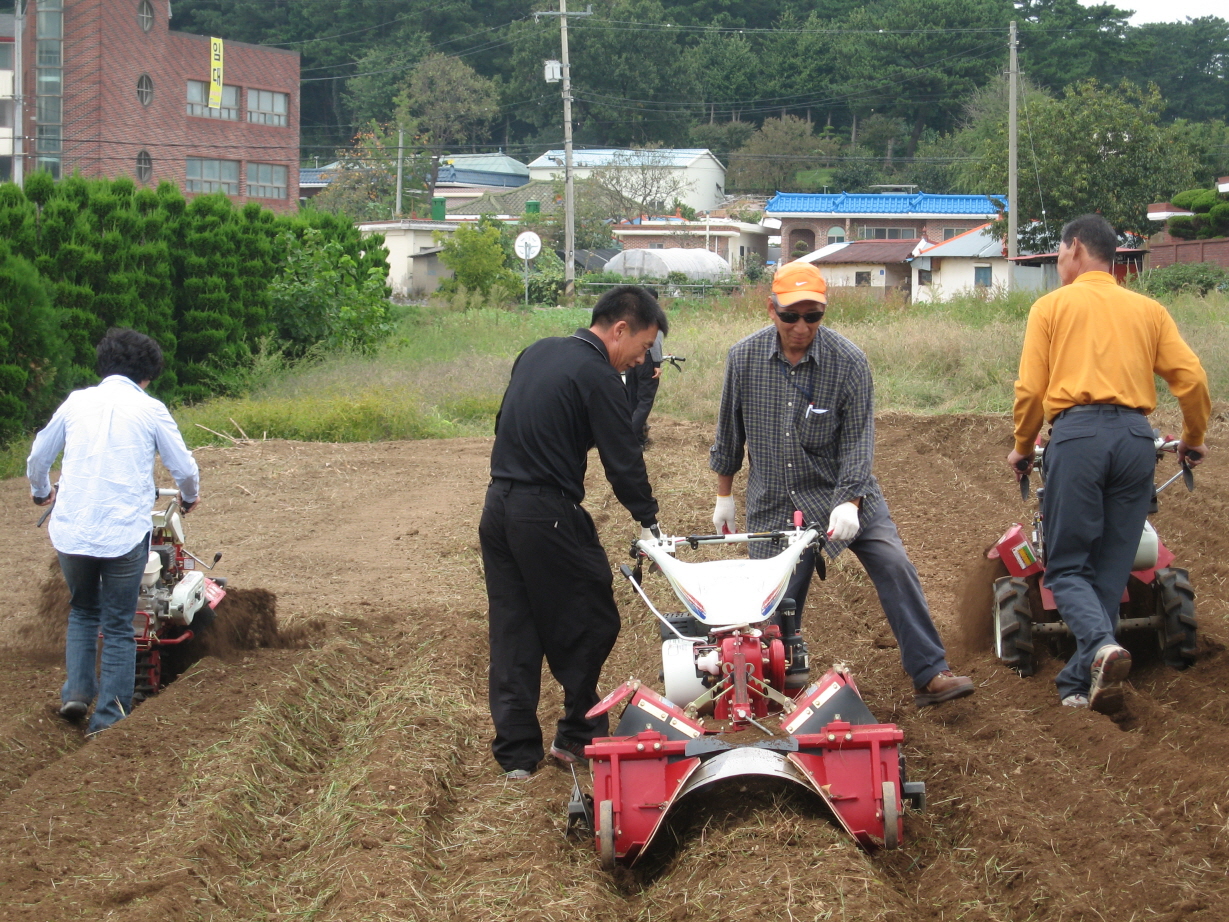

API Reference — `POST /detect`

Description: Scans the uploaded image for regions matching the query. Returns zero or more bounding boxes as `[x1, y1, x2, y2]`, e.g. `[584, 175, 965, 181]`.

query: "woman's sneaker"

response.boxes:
[1089, 644, 1132, 714]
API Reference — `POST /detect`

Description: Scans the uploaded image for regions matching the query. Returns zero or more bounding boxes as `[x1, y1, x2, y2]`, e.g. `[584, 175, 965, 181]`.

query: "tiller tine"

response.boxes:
[582, 668, 924, 868]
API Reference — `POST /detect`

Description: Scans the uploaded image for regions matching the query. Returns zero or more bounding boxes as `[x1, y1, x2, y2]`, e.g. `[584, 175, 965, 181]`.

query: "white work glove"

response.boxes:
[826, 502, 861, 543]
[713, 495, 736, 534]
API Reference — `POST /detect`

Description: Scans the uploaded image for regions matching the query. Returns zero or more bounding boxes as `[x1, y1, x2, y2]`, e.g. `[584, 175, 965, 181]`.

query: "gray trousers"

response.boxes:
[787, 502, 950, 690]
[1042, 405, 1156, 699]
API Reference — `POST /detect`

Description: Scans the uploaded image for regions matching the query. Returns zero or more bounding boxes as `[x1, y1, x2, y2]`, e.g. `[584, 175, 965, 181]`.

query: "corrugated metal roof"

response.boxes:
[766, 192, 1005, 216]
[529, 148, 716, 169]
[441, 153, 529, 176]
[806, 239, 923, 264]
[915, 223, 1003, 258]
[450, 179, 563, 215]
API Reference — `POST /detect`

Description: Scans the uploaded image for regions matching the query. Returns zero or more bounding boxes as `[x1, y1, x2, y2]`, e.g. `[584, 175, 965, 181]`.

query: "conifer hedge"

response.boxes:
[0, 176, 388, 438]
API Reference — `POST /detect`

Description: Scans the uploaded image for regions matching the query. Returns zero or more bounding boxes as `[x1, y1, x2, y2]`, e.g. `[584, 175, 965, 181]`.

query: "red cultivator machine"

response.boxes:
[134, 488, 228, 700]
[989, 435, 1198, 677]
[568, 516, 924, 869]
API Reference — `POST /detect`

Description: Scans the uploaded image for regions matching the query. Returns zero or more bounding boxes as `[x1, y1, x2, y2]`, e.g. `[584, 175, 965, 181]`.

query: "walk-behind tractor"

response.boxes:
[567, 516, 925, 870]
[42, 487, 230, 702]
[989, 435, 1198, 677]
[133, 488, 229, 699]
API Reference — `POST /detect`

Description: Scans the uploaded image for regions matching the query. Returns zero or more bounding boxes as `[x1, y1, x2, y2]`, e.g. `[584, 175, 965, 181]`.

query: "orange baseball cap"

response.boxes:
[772, 261, 828, 307]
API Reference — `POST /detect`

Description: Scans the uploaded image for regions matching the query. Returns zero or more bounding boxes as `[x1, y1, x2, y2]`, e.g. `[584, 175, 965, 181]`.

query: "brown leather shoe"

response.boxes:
[914, 670, 974, 707]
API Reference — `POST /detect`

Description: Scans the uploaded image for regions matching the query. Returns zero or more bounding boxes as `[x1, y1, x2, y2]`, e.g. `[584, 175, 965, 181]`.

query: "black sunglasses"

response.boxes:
[775, 308, 825, 324]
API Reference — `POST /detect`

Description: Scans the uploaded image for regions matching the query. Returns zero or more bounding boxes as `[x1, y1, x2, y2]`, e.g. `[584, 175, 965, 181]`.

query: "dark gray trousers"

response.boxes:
[1042, 405, 1156, 699]
[786, 502, 950, 690]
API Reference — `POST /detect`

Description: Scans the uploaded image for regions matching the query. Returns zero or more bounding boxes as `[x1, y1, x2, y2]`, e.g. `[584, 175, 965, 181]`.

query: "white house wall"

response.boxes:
[819, 263, 889, 288]
[527, 158, 726, 212]
[912, 257, 1046, 302]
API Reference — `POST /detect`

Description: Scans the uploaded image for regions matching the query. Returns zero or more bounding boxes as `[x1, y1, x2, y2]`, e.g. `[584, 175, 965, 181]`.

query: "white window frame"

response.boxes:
[187, 80, 239, 120]
[248, 162, 288, 199]
[186, 156, 240, 194]
[247, 88, 289, 127]
[860, 226, 917, 240]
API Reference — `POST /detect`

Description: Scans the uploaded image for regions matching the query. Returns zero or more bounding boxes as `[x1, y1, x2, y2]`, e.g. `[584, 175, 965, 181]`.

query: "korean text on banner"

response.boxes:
[208, 38, 224, 108]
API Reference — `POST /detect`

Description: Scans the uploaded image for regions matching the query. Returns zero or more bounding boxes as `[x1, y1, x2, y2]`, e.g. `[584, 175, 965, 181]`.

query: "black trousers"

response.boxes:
[479, 480, 621, 772]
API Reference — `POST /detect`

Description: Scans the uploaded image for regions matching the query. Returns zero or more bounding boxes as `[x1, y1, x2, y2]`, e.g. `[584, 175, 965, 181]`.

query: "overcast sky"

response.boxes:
[1095, 0, 1226, 25]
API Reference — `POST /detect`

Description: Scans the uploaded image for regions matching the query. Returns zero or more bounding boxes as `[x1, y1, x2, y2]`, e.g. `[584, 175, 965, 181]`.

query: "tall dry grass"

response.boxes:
[6, 286, 1225, 465]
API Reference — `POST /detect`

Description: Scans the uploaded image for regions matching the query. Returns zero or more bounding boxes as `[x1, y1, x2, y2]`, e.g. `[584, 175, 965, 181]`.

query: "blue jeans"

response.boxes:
[58, 536, 149, 734]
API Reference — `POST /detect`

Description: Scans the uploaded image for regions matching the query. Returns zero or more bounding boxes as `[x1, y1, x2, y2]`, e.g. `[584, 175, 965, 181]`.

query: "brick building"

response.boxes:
[766, 192, 1004, 261]
[4, 0, 298, 212]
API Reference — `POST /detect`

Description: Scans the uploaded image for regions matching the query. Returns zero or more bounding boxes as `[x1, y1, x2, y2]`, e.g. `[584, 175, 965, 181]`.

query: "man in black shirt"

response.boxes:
[480, 285, 668, 778]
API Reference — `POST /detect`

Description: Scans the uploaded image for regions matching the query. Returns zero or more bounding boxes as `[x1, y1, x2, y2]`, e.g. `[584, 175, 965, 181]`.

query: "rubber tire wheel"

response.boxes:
[1155, 567, 1196, 670]
[881, 781, 899, 849]
[994, 576, 1035, 677]
[598, 800, 616, 871]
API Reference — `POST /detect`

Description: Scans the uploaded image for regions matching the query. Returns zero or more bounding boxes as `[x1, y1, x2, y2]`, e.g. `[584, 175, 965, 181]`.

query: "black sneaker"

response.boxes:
[550, 738, 588, 764]
[58, 700, 88, 722]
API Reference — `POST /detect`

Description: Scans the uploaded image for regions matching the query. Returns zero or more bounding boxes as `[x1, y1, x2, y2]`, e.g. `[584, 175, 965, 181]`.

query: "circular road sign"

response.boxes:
[514, 231, 542, 261]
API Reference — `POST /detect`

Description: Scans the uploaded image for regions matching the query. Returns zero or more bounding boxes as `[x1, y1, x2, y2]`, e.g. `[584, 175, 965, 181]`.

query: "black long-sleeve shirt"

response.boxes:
[491, 328, 659, 526]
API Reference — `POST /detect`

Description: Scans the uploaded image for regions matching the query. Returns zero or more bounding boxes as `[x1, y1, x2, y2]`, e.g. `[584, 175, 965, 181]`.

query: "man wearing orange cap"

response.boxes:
[710, 261, 974, 707]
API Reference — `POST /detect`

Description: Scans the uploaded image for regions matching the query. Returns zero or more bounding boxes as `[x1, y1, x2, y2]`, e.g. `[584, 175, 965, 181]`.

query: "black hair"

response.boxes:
[95, 328, 165, 384]
[1061, 214, 1119, 265]
[591, 285, 669, 336]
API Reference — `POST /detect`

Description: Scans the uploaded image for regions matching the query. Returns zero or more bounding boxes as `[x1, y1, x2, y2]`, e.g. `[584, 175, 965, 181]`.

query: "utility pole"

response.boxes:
[1007, 20, 1018, 291]
[13, 0, 25, 186]
[395, 127, 404, 218]
[536, 2, 591, 301]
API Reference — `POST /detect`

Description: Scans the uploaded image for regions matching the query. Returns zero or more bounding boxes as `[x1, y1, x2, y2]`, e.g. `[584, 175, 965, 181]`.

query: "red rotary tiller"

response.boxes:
[567, 517, 925, 869]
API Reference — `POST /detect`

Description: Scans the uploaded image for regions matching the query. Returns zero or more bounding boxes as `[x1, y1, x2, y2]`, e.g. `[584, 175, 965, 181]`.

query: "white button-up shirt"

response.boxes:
[27, 376, 200, 558]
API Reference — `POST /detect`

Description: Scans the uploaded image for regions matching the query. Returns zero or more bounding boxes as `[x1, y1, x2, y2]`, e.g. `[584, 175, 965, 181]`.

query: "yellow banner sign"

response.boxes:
[208, 38, 224, 108]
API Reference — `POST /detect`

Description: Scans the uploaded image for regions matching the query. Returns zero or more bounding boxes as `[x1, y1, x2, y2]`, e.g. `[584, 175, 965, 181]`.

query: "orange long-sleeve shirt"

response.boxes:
[1013, 271, 1210, 455]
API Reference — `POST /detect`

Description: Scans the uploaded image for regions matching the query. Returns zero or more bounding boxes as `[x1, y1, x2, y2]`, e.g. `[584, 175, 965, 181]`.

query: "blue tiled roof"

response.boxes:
[766, 192, 1006, 216]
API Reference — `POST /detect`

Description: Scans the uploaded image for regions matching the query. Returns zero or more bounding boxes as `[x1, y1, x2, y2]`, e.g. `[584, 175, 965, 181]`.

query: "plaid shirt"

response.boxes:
[710, 325, 882, 557]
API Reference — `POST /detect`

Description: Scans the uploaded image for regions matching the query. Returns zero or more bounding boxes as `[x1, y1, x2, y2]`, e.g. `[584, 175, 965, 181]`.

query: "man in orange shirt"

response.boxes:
[1008, 214, 1210, 713]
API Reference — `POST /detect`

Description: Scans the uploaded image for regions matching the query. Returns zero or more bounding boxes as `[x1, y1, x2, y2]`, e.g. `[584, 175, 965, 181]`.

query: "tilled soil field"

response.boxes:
[1, 412, 1228, 922]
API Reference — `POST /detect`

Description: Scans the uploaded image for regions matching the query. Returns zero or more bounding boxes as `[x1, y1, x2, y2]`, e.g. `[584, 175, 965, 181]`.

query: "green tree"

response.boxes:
[689, 121, 756, 165]
[729, 116, 818, 193]
[1123, 17, 1229, 123]
[0, 239, 66, 442]
[396, 54, 499, 201]
[1016, 0, 1137, 92]
[312, 125, 432, 223]
[506, 0, 696, 146]
[959, 81, 1202, 250]
[437, 223, 518, 296]
[832, 0, 1010, 155]
[267, 228, 392, 356]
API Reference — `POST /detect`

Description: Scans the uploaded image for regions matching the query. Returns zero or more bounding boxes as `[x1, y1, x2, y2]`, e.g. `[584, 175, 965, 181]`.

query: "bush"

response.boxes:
[0, 177, 393, 423]
[1132, 262, 1229, 297]
[267, 228, 392, 356]
[437, 223, 518, 295]
[0, 241, 66, 442]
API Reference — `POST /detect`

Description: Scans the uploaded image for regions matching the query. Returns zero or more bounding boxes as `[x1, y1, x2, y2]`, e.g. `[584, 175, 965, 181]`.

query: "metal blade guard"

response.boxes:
[583, 666, 924, 869]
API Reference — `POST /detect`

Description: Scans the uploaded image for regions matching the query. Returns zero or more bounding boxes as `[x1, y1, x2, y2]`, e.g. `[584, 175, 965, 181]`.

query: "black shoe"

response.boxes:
[550, 738, 588, 764]
[58, 700, 88, 722]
